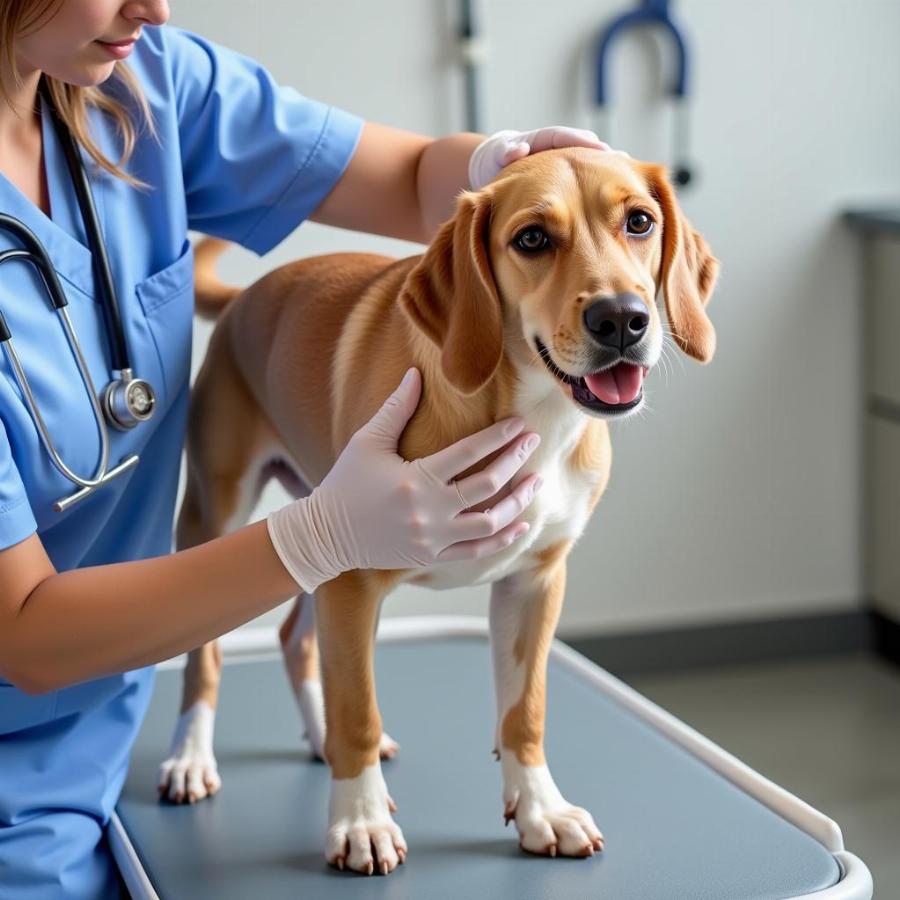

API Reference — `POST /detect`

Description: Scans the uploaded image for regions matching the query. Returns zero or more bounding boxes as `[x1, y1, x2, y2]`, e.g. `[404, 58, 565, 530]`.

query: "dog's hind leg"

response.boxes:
[158, 320, 274, 803]
[279, 593, 327, 757]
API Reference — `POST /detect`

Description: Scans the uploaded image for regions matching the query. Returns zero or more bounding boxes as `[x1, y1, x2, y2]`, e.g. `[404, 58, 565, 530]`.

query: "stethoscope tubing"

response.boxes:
[0, 230, 141, 509]
[2, 314, 139, 512]
[0, 79, 150, 511]
[40, 78, 131, 373]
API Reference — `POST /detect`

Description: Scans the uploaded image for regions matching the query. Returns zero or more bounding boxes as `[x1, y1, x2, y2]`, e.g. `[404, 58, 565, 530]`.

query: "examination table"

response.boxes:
[113, 617, 874, 899]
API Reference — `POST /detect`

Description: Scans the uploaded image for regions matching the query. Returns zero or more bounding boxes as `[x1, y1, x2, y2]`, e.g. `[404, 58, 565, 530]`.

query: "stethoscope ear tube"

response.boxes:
[38, 78, 129, 372]
[0, 218, 72, 310]
[38, 78, 157, 432]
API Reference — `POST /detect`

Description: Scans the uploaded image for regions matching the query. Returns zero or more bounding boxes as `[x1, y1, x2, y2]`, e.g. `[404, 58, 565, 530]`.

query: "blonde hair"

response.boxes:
[1, 0, 155, 187]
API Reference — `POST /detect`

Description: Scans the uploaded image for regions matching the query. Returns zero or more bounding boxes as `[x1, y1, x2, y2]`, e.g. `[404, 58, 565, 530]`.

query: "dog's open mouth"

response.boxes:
[535, 336, 647, 414]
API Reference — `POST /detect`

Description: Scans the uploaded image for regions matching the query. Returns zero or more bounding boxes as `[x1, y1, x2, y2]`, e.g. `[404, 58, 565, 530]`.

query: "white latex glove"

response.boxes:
[266, 367, 543, 593]
[468, 126, 629, 190]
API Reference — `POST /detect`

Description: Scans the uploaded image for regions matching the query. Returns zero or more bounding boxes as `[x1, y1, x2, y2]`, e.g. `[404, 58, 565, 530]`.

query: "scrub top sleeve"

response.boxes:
[165, 27, 364, 256]
[0, 423, 37, 551]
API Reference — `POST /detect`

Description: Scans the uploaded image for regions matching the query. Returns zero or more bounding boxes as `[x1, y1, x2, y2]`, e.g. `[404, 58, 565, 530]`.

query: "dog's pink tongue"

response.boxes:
[585, 363, 643, 405]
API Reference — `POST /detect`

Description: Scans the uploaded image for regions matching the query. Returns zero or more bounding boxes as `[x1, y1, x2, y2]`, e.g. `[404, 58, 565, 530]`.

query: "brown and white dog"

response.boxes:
[158, 148, 719, 875]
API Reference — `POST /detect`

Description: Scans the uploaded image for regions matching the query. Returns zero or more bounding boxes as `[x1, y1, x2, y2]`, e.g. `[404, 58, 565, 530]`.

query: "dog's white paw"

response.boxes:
[157, 700, 221, 804]
[294, 680, 399, 761]
[378, 731, 400, 760]
[501, 759, 603, 857]
[326, 764, 407, 875]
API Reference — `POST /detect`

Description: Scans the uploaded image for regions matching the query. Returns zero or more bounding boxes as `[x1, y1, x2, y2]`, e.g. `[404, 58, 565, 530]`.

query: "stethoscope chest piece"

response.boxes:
[103, 369, 156, 430]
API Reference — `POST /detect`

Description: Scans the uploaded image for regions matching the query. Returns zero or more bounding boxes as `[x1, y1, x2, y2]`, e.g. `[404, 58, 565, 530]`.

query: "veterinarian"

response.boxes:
[0, 1, 615, 896]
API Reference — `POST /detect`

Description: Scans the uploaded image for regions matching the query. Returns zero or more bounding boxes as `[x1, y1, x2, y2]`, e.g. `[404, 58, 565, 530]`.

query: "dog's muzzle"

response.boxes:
[535, 336, 646, 414]
[534, 293, 652, 415]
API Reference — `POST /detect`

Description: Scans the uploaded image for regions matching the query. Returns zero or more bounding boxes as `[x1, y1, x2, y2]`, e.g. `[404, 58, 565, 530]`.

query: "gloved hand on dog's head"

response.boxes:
[468, 126, 629, 190]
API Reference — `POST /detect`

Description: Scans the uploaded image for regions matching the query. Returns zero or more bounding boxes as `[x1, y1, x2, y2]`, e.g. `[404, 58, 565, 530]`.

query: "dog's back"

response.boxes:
[193, 242, 514, 498]
[195, 245, 408, 486]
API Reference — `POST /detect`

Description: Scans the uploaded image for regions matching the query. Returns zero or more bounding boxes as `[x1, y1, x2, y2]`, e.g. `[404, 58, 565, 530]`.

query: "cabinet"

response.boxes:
[851, 215, 900, 623]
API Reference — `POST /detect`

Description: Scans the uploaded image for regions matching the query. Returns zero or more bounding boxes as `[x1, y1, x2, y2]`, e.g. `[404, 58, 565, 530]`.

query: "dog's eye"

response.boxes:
[514, 227, 551, 253]
[625, 211, 654, 236]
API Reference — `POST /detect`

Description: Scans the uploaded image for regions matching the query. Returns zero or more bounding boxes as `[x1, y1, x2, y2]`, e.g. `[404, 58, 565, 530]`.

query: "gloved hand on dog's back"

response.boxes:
[266, 367, 543, 594]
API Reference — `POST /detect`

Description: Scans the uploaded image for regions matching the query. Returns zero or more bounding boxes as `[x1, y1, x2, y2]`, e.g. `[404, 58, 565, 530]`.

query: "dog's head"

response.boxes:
[399, 148, 719, 418]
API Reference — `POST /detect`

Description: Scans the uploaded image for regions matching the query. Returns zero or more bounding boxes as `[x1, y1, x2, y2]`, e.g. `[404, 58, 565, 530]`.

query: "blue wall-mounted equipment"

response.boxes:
[594, 0, 694, 187]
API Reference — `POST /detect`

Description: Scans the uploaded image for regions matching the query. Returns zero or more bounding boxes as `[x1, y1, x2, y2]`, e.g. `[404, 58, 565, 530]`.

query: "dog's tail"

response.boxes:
[193, 237, 240, 319]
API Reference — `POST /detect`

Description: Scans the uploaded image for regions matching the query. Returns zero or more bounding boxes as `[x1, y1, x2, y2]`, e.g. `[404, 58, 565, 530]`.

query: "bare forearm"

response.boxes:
[9, 520, 298, 694]
[310, 122, 482, 244]
[415, 131, 483, 237]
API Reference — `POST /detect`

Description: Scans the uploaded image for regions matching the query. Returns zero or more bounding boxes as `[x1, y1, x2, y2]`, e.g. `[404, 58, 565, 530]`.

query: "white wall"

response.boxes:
[170, 1, 900, 638]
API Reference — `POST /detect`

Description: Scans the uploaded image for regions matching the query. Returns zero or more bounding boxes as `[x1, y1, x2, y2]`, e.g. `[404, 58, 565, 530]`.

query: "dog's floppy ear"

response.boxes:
[399, 190, 502, 395]
[642, 164, 719, 363]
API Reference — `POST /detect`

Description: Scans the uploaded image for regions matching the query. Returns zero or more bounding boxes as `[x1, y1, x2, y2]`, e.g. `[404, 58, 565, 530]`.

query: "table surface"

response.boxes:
[117, 637, 841, 900]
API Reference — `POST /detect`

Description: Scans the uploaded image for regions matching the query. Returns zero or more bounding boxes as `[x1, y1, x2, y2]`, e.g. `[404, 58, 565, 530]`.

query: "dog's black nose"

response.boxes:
[583, 294, 649, 351]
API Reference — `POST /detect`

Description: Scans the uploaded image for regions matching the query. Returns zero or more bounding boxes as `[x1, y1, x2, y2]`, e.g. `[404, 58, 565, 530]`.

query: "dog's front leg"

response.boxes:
[489, 554, 604, 858]
[316, 570, 406, 876]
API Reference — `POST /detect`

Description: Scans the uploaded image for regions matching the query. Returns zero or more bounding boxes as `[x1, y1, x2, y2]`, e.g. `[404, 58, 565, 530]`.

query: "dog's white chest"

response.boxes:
[404, 390, 604, 591]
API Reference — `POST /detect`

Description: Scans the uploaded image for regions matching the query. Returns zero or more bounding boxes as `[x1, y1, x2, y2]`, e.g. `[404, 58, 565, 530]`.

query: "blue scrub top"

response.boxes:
[0, 24, 362, 898]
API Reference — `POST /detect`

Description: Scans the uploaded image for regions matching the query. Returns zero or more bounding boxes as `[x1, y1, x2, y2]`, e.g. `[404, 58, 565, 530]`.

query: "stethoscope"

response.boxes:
[0, 77, 156, 513]
[594, 0, 694, 187]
